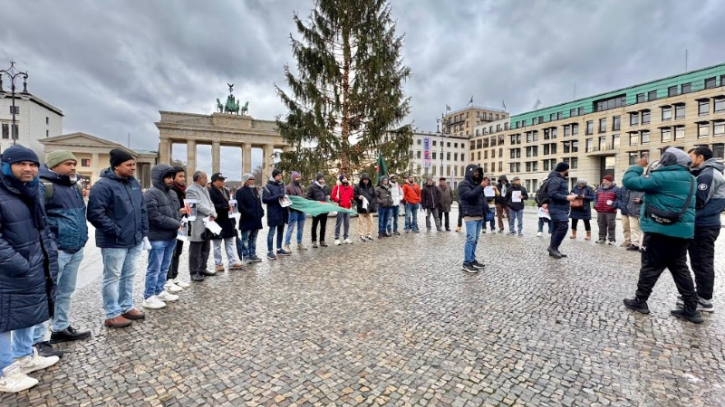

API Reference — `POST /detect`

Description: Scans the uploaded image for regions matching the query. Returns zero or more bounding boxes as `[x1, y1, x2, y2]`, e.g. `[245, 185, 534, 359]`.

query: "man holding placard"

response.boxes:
[209, 173, 243, 271]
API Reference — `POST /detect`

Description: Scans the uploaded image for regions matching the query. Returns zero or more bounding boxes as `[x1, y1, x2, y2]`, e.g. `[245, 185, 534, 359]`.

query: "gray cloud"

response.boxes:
[2, 0, 724, 180]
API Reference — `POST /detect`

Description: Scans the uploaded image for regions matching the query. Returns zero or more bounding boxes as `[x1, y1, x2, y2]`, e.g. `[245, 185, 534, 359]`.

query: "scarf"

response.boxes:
[173, 181, 187, 194]
[2, 163, 46, 230]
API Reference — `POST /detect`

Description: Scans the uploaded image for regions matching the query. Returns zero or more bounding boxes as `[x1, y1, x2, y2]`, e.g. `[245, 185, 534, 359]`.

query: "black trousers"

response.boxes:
[188, 240, 210, 275]
[166, 239, 184, 281]
[438, 211, 450, 230]
[635, 233, 697, 306]
[457, 209, 463, 228]
[687, 226, 720, 300]
[570, 218, 591, 232]
[550, 221, 569, 250]
[311, 214, 328, 243]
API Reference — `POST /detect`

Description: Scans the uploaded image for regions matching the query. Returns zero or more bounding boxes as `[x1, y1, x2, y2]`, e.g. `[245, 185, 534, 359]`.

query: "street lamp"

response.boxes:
[0, 61, 30, 146]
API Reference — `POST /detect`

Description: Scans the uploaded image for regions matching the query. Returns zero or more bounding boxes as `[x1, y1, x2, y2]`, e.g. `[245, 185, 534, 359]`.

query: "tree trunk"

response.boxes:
[340, 9, 352, 175]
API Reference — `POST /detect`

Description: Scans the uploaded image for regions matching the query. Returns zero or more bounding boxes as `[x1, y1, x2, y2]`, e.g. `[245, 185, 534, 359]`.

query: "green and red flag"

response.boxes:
[375, 153, 388, 185]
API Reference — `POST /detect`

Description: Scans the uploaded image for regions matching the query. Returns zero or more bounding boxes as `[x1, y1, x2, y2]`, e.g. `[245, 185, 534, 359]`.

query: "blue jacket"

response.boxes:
[623, 165, 695, 239]
[0, 170, 59, 333]
[569, 184, 594, 220]
[617, 185, 629, 216]
[458, 164, 488, 218]
[144, 165, 181, 241]
[692, 159, 725, 228]
[546, 171, 570, 222]
[39, 166, 88, 253]
[87, 168, 149, 248]
[262, 178, 289, 227]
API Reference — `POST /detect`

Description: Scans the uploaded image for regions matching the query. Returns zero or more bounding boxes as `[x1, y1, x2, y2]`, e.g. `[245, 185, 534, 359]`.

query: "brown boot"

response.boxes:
[121, 309, 146, 320]
[104, 316, 132, 328]
[585, 231, 592, 241]
[570, 230, 577, 239]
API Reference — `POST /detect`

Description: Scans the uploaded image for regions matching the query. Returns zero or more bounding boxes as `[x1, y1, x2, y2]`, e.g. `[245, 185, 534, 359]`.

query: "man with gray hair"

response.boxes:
[186, 171, 218, 282]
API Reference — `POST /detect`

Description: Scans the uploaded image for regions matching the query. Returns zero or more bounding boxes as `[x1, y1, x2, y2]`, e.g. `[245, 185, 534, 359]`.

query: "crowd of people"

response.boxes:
[0, 142, 723, 393]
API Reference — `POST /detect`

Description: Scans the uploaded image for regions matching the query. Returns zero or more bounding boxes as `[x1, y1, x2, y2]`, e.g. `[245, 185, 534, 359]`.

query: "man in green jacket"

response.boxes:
[621, 147, 702, 324]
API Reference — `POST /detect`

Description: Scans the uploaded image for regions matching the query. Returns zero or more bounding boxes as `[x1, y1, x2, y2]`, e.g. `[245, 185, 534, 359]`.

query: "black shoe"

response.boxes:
[50, 326, 91, 343]
[446, 229, 451, 232]
[559, 252, 568, 257]
[192, 273, 205, 282]
[199, 270, 219, 277]
[320, 242, 328, 247]
[34, 341, 64, 359]
[461, 262, 479, 273]
[471, 260, 486, 270]
[547, 247, 563, 259]
[671, 307, 703, 324]
[312, 241, 319, 248]
[626, 245, 640, 251]
[393, 232, 401, 236]
[623, 298, 650, 314]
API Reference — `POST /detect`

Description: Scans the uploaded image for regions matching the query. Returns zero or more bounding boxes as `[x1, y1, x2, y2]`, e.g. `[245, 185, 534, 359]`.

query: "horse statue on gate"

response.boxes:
[240, 101, 249, 116]
[224, 94, 239, 114]
[216, 98, 224, 113]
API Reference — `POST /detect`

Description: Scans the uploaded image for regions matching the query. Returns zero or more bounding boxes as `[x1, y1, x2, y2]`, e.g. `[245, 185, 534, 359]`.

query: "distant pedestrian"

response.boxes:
[387, 174, 403, 235]
[494, 175, 511, 233]
[437, 178, 454, 232]
[87, 148, 149, 328]
[186, 171, 218, 282]
[284, 171, 307, 251]
[331, 174, 355, 245]
[458, 165, 490, 272]
[402, 174, 421, 233]
[209, 173, 243, 271]
[617, 184, 632, 248]
[624, 187, 644, 251]
[421, 177, 442, 232]
[236, 173, 264, 262]
[354, 172, 377, 242]
[593, 175, 620, 244]
[307, 173, 330, 248]
[569, 179, 594, 240]
[262, 169, 291, 259]
[375, 176, 394, 238]
[546, 163, 576, 259]
[504, 176, 528, 236]
[166, 168, 190, 291]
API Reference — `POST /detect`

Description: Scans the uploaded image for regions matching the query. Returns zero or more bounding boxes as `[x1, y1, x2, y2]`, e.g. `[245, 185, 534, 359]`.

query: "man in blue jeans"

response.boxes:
[236, 173, 264, 262]
[284, 171, 307, 251]
[457, 164, 490, 273]
[505, 176, 529, 236]
[88, 149, 149, 328]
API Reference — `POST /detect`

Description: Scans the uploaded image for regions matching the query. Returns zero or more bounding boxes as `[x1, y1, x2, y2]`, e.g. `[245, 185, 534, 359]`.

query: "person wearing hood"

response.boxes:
[141, 165, 183, 310]
[88, 148, 149, 328]
[683, 146, 725, 313]
[593, 174, 620, 244]
[165, 167, 190, 292]
[622, 147, 702, 324]
[504, 176, 528, 236]
[209, 173, 243, 271]
[186, 171, 218, 282]
[262, 169, 291, 259]
[331, 174, 355, 245]
[375, 176, 394, 238]
[284, 171, 307, 251]
[32, 150, 91, 352]
[307, 173, 330, 248]
[402, 174, 421, 233]
[546, 162, 577, 259]
[0, 146, 61, 393]
[568, 179, 595, 240]
[457, 164, 491, 273]
[236, 173, 264, 262]
[624, 185, 645, 251]
[494, 175, 511, 233]
[437, 178, 454, 232]
[354, 172, 377, 242]
[421, 177, 442, 232]
[386, 174, 404, 235]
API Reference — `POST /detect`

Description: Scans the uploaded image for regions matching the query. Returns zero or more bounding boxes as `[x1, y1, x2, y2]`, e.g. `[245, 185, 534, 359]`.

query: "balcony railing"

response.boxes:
[586, 144, 614, 153]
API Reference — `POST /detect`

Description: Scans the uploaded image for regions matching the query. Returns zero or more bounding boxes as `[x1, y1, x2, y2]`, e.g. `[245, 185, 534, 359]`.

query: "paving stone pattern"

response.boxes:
[3, 210, 725, 406]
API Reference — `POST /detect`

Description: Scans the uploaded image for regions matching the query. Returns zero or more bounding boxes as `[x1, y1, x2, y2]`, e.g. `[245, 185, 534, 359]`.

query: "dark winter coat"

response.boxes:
[438, 185, 454, 212]
[458, 164, 488, 218]
[625, 189, 645, 217]
[494, 178, 511, 205]
[87, 168, 149, 249]
[0, 170, 59, 333]
[307, 182, 329, 202]
[262, 178, 288, 226]
[236, 185, 264, 231]
[569, 184, 595, 220]
[354, 175, 377, 213]
[594, 184, 620, 213]
[144, 165, 181, 241]
[617, 186, 630, 216]
[375, 185, 394, 208]
[209, 185, 237, 239]
[504, 184, 529, 211]
[421, 184, 441, 210]
[39, 165, 88, 253]
[546, 171, 571, 222]
[692, 159, 725, 227]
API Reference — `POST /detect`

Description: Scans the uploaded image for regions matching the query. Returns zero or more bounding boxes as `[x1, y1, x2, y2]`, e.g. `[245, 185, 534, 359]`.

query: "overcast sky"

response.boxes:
[2, 0, 724, 180]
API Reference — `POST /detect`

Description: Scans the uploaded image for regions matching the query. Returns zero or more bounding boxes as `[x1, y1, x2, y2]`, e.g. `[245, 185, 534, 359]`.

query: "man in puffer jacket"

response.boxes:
[354, 172, 377, 242]
[622, 147, 701, 324]
[457, 164, 490, 273]
[142, 165, 183, 310]
[421, 177, 442, 232]
[593, 175, 620, 244]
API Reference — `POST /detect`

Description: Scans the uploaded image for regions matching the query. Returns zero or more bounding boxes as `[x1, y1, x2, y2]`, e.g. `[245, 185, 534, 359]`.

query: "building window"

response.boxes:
[705, 77, 716, 89]
[432, 152, 437, 160]
[586, 138, 594, 152]
[417, 139, 422, 145]
[46, 117, 50, 125]
[569, 108, 576, 117]
[551, 128, 558, 139]
[713, 144, 724, 159]
[636, 93, 645, 103]
[477, 152, 481, 160]
[598, 118, 607, 133]
[46, 129, 49, 138]
[699, 100, 710, 116]
[675, 126, 685, 140]
[662, 106, 672, 121]
[612, 115, 621, 131]
[629, 152, 639, 165]
[432, 140, 437, 147]
[492, 149, 496, 158]
[1, 123, 8, 139]
[81, 158, 91, 167]
[564, 126, 571, 137]
[571, 123, 578, 135]
[613, 134, 620, 149]
[668, 86, 678, 97]
[571, 157, 578, 169]
[9, 106, 19, 114]
[715, 97, 725, 112]
[11, 124, 17, 139]
[470, 152, 474, 161]
[642, 110, 651, 124]
[641, 130, 650, 144]
[698, 122, 710, 138]
[446, 152, 451, 161]
[648, 90, 658, 101]
[571, 140, 579, 153]
[661, 128, 672, 143]
[674, 104, 685, 119]
[578, 107, 584, 116]
[630, 133, 639, 146]
[630, 113, 639, 126]
[598, 136, 608, 150]
[714, 121, 725, 137]
[563, 142, 570, 154]
[498, 162, 503, 172]
[543, 160, 550, 171]
[681, 83, 692, 94]
[417, 151, 421, 159]
[594, 94, 626, 112]
[485, 151, 488, 159]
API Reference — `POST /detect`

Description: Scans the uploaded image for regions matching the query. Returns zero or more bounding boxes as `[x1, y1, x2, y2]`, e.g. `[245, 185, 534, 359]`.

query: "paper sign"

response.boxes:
[537, 207, 550, 220]
[229, 199, 240, 219]
[183, 199, 198, 221]
[512, 191, 522, 203]
[177, 219, 189, 242]
[203, 217, 223, 235]
[484, 186, 496, 197]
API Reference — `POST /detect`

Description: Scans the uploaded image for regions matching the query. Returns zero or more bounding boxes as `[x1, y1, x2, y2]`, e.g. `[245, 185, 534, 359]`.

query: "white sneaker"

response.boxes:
[157, 290, 179, 302]
[0, 363, 38, 393]
[537, 232, 542, 237]
[142, 295, 167, 309]
[14, 348, 59, 375]
[173, 278, 190, 289]
[344, 238, 353, 244]
[335, 239, 341, 246]
[283, 244, 291, 252]
[164, 282, 183, 293]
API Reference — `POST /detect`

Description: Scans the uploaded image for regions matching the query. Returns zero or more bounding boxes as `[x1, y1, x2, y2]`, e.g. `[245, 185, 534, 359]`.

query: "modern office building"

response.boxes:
[469, 62, 725, 191]
[409, 130, 469, 189]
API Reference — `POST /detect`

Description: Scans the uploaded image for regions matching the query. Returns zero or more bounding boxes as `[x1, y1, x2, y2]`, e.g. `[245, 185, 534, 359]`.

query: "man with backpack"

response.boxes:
[543, 162, 576, 259]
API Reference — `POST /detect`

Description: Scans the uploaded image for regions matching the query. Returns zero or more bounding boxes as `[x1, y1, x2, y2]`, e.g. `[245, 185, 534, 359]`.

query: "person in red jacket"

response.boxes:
[593, 175, 620, 244]
[402, 174, 421, 233]
[331, 174, 355, 245]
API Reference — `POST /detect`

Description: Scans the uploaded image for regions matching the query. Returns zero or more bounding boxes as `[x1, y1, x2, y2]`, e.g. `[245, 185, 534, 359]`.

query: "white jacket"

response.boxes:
[389, 181, 403, 206]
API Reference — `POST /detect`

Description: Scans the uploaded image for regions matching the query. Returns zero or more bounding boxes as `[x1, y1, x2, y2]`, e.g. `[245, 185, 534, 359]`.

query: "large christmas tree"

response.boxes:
[275, 0, 413, 179]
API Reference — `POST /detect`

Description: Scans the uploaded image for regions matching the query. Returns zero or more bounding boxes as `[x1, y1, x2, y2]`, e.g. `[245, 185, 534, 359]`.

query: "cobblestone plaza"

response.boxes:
[2, 210, 724, 407]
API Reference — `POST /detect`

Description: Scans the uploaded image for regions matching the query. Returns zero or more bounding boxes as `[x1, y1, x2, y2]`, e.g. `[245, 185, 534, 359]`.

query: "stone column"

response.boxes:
[211, 140, 221, 174]
[158, 138, 171, 164]
[262, 144, 275, 181]
[91, 152, 100, 185]
[242, 143, 252, 177]
[186, 140, 197, 184]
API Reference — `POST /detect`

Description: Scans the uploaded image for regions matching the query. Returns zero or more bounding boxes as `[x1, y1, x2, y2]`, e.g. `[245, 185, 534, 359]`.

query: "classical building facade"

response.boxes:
[0, 93, 63, 156]
[442, 105, 509, 138]
[469, 62, 725, 192]
[40, 132, 157, 189]
[155, 111, 287, 182]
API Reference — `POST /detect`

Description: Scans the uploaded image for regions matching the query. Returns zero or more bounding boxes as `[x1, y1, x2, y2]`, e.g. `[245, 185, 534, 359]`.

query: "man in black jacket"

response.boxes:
[505, 176, 528, 236]
[165, 167, 190, 292]
[236, 173, 264, 262]
[307, 173, 330, 248]
[209, 173, 242, 271]
[421, 177, 442, 232]
[458, 164, 490, 273]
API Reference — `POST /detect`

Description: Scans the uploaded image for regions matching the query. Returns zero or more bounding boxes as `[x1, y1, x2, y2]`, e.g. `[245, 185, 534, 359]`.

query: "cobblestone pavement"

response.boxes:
[3, 210, 725, 407]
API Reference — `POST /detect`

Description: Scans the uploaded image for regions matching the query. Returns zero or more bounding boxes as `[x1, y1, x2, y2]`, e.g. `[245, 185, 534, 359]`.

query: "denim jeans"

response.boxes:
[213, 237, 238, 266]
[404, 203, 419, 231]
[284, 211, 306, 245]
[464, 219, 484, 264]
[145, 239, 177, 299]
[386, 205, 400, 233]
[424, 208, 441, 230]
[267, 224, 285, 253]
[335, 212, 350, 239]
[538, 217, 552, 234]
[238, 229, 259, 259]
[508, 209, 524, 235]
[102, 243, 143, 319]
[0, 331, 11, 373]
[378, 207, 392, 235]
[1, 327, 34, 372]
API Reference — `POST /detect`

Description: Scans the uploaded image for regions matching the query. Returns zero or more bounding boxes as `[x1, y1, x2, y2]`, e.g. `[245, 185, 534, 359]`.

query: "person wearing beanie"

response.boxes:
[262, 169, 290, 259]
[87, 147, 148, 328]
[29, 150, 92, 353]
[386, 174, 403, 235]
[0, 145, 61, 393]
[622, 149, 702, 324]
[593, 174, 620, 244]
[546, 162, 576, 259]
[165, 167, 191, 291]
[284, 171, 307, 251]
[307, 172, 331, 248]
[236, 173, 264, 262]
[331, 173, 355, 245]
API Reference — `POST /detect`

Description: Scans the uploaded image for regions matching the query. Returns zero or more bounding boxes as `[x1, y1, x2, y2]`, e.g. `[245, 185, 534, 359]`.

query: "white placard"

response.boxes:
[484, 186, 496, 197]
[229, 199, 240, 219]
[512, 191, 522, 203]
[537, 207, 550, 219]
[183, 199, 198, 221]
[203, 217, 223, 235]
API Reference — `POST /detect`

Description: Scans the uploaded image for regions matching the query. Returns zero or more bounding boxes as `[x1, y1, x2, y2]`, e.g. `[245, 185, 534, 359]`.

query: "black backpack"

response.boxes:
[535, 179, 551, 205]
